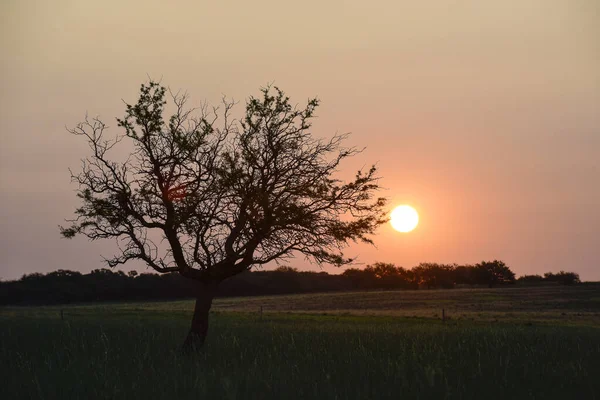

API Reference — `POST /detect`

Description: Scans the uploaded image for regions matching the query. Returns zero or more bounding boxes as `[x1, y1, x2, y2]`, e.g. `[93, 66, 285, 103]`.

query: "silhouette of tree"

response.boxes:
[412, 263, 455, 289]
[474, 260, 516, 287]
[361, 262, 416, 289]
[544, 271, 580, 285]
[60, 81, 387, 349]
[454, 264, 476, 285]
[342, 267, 374, 289]
[517, 274, 544, 283]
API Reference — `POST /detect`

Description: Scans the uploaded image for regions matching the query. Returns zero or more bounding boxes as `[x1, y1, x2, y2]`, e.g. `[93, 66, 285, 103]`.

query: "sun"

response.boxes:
[390, 205, 419, 233]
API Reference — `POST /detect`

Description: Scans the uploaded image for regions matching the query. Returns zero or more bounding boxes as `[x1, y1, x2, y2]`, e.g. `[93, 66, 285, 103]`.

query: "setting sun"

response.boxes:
[390, 205, 419, 233]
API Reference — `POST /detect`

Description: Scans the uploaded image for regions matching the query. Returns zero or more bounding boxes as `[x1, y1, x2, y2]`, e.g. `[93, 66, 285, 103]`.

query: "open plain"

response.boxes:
[2, 284, 599, 399]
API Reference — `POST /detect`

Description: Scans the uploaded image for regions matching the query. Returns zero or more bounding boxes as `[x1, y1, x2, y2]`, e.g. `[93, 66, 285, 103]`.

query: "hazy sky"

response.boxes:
[1, 0, 598, 281]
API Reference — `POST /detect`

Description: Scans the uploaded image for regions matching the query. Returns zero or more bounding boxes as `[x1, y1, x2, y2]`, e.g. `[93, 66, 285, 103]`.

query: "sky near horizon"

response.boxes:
[1, 0, 598, 281]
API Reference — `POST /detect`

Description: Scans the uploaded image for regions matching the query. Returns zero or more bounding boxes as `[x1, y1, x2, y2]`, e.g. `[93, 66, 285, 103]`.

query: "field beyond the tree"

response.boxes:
[1, 284, 599, 399]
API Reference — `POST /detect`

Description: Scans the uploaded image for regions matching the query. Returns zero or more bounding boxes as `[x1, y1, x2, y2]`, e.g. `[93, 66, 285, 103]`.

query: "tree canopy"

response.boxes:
[61, 81, 387, 283]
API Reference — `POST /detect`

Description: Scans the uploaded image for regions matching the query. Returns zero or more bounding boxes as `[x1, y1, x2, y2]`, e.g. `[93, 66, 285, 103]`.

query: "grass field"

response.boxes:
[1, 284, 599, 399]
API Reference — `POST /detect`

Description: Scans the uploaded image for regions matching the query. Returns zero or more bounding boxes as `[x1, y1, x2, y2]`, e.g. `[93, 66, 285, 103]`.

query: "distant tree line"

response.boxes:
[343, 260, 517, 290]
[0, 261, 581, 305]
[517, 271, 581, 286]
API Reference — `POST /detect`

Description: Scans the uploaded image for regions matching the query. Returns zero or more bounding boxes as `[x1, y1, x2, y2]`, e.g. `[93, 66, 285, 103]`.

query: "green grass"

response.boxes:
[10, 283, 598, 326]
[1, 304, 599, 400]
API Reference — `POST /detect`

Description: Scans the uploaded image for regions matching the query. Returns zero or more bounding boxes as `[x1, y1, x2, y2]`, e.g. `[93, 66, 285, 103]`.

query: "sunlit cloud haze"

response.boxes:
[1, 0, 598, 281]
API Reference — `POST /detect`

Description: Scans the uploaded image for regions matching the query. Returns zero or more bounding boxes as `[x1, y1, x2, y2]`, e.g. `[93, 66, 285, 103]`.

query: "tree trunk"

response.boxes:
[182, 280, 218, 352]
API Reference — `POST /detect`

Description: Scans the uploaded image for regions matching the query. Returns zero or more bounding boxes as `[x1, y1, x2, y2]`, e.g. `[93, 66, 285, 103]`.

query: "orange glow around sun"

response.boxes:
[390, 205, 419, 233]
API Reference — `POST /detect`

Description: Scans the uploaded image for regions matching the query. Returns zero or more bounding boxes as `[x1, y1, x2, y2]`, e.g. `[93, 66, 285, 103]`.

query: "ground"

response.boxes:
[1, 284, 599, 399]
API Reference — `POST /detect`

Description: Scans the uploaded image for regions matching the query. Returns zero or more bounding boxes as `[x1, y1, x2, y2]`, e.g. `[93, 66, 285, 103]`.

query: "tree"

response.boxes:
[517, 274, 544, 284]
[363, 262, 414, 289]
[454, 264, 475, 285]
[474, 260, 516, 287]
[543, 271, 581, 285]
[411, 263, 455, 289]
[60, 81, 387, 350]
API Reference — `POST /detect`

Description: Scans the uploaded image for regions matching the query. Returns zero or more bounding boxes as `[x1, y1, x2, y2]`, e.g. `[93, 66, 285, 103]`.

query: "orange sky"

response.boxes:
[1, 0, 599, 280]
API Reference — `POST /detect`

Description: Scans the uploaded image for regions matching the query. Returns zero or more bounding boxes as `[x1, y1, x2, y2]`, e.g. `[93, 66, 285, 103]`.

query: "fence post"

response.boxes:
[442, 308, 445, 323]
[60, 309, 64, 321]
[260, 306, 263, 322]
